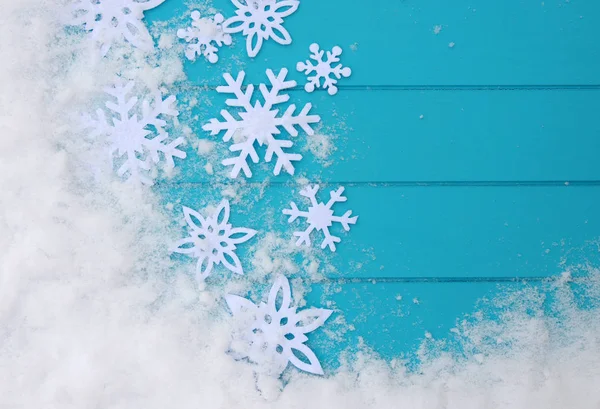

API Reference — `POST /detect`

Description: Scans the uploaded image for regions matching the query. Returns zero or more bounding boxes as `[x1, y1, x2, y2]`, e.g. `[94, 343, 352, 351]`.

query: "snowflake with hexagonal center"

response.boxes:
[283, 185, 358, 251]
[202, 68, 321, 178]
[66, 0, 165, 56]
[222, 0, 299, 57]
[84, 82, 185, 186]
[225, 274, 332, 376]
[177, 11, 232, 64]
[171, 200, 257, 281]
[297, 43, 352, 96]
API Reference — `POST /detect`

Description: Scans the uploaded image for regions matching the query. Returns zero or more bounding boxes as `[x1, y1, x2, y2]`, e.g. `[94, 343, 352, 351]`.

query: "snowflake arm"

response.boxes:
[297, 44, 352, 96]
[283, 185, 358, 252]
[222, 0, 299, 57]
[170, 200, 257, 280]
[225, 275, 332, 376]
[177, 11, 232, 64]
[67, 0, 165, 56]
[202, 69, 320, 178]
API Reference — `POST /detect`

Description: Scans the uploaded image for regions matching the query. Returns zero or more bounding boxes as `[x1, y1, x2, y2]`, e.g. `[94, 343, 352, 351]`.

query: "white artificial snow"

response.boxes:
[171, 200, 257, 280]
[66, 0, 165, 56]
[222, 0, 299, 58]
[297, 44, 352, 95]
[84, 81, 186, 186]
[177, 11, 232, 63]
[225, 274, 332, 376]
[283, 185, 358, 252]
[3, 0, 600, 407]
[203, 69, 320, 178]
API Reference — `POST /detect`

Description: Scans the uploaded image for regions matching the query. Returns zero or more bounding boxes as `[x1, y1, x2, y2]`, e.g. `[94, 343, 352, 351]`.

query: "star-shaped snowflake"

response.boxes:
[222, 0, 299, 57]
[202, 69, 320, 178]
[283, 185, 358, 252]
[296, 43, 352, 96]
[177, 11, 232, 64]
[84, 82, 185, 186]
[225, 274, 332, 376]
[171, 200, 257, 281]
[67, 0, 165, 56]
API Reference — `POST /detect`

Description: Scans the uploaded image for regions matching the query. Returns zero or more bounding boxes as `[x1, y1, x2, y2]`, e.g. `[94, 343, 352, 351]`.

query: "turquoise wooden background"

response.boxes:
[146, 0, 600, 368]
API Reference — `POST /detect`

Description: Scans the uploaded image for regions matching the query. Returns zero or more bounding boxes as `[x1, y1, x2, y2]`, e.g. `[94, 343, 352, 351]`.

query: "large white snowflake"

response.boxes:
[177, 11, 232, 64]
[171, 200, 257, 281]
[283, 185, 358, 252]
[222, 0, 299, 57]
[225, 274, 332, 376]
[202, 69, 320, 179]
[296, 43, 352, 96]
[67, 0, 165, 56]
[85, 81, 186, 186]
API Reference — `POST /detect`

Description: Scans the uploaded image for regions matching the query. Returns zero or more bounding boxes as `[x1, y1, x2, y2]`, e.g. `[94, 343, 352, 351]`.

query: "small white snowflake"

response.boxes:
[225, 274, 332, 376]
[67, 0, 165, 56]
[222, 0, 299, 57]
[202, 68, 320, 179]
[84, 82, 185, 186]
[171, 200, 257, 281]
[177, 11, 232, 64]
[283, 185, 358, 252]
[296, 43, 352, 96]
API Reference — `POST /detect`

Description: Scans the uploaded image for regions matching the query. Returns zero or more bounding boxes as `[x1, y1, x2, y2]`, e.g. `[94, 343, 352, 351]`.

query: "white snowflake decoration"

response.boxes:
[222, 0, 299, 58]
[296, 43, 352, 96]
[85, 82, 185, 186]
[67, 0, 165, 56]
[283, 185, 358, 252]
[225, 274, 332, 376]
[177, 11, 232, 64]
[171, 200, 257, 280]
[202, 69, 320, 178]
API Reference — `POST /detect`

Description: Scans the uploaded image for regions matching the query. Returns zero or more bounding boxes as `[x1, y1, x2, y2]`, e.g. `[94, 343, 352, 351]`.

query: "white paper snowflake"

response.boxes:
[202, 69, 320, 179]
[67, 0, 165, 56]
[296, 44, 352, 96]
[84, 82, 185, 186]
[283, 185, 358, 252]
[225, 274, 332, 376]
[222, 0, 299, 58]
[177, 11, 232, 64]
[171, 200, 257, 280]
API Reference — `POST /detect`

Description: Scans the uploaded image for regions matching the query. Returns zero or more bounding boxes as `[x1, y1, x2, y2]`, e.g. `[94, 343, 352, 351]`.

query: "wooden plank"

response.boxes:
[306, 281, 510, 365]
[175, 89, 600, 183]
[165, 185, 600, 279]
[147, 0, 600, 86]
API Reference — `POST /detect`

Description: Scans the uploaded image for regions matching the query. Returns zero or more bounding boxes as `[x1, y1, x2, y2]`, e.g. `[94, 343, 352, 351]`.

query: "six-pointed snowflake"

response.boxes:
[297, 43, 352, 96]
[202, 68, 320, 178]
[225, 274, 332, 376]
[283, 185, 358, 251]
[67, 0, 165, 56]
[222, 0, 299, 57]
[85, 82, 186, 186]
[177, 11, 232, 64]
[171, 200, 257, 281]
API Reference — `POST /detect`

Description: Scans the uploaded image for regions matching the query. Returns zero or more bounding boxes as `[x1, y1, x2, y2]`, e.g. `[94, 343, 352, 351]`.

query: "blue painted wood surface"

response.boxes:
[146, 0, 600, 367]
